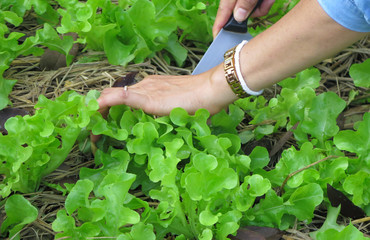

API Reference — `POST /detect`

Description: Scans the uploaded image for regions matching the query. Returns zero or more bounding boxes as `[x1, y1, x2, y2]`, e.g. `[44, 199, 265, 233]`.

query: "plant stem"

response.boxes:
[279, 155, 341, 193]
[352, 216, 370, 224]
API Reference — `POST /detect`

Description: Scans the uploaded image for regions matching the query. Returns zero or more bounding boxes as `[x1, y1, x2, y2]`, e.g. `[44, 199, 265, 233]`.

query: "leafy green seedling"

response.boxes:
[0, 195, 38, 240]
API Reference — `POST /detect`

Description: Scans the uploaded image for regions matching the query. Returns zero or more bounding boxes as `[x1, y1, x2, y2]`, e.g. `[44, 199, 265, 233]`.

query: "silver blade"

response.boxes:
[192, 29, 253, 75]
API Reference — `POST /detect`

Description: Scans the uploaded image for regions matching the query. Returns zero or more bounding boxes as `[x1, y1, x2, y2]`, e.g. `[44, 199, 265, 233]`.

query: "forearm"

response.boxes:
[96, 0, 367, 118]
[234, 0, 367, 92]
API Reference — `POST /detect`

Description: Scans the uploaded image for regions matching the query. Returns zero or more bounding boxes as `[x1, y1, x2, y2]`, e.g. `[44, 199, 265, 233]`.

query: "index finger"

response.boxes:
[212, 0, 237, 38]
[97, 86, 128, 117]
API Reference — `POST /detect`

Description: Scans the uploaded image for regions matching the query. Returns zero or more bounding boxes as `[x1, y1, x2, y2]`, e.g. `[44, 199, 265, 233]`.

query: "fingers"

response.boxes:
[234, 0, 275, 21]
[97, 76, 187, 117]
[233, 0, 259, 22]
[213, 0, 237, 38]
[97, 87, 129, 118]
[250, 0, 275, 17]
[212, 0, 275, 38]
[91, 85, 147, 143]
[97, 73, 215, 117]
[90, 134, 100, 146]
[91, 87, 129, 144]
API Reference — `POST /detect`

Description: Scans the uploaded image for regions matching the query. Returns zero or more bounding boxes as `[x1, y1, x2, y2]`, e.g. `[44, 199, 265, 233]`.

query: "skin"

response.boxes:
[212, 0, 275, 38]
[96, 0, 367, 123]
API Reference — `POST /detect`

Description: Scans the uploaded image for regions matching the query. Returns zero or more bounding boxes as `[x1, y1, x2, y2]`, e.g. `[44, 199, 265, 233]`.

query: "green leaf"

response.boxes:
[249, 146, 269, 170]
[318, 157, 348, 184]
[98, 172, 139, 230]
[310, 206, 344, 239]
[301, 92, 346, 144]
[77, 199, 106, 223]
[126, 122, 159, 155]
[91, 115, 128, 141]
[334, 112, 370, 163]
[199, 210, 219, 226]
[170, 108, 211, 136]
[184, 166, 238, 201]
[254, 124, 274, 139]
[127, 222, 156, 240]
[52, 209, 75, 234]
[245, 189, 286, 228]
[148, 139, 182, 185]
[52, 210, 101, 239]
[65, 179, 94, 215]
[170, 107, 190, 126]
[319, 224, 368, 240]
[197, 135, 229, 157]
[265, 142, 321, 187]
[210, 105, 244, 135]
[0, 0, 27, 17]
[215, 210, 242, 239]
[36, 4, 59, 26]
[3, 11, 23, 26]
[238, 130, 254, 144]
[286, 183, 323, 221]
[36, 23, 75, 64]
[0, 195, 38, 240]
[288, 87, 316, 135]
[343, 171, 370, 206]
[193, 152, 218, 172]
[164, 33, 187, 66]
[279, 68, 321, 91]
[234, 174, 271, 211]
[0, 78, 16, 110]
[175, 235, 187, 240]
[244, 175, 271, 197]
[312, 206, 367, 240]
[80, 149, 129, 193]
[199, 228, 213, 240]
[104, 28, 135, 66]
[349, 58, 370, 88]
[149, 186, 180, 229]
[128, 0, 176, 51]
[190, 109, 211, 136]
[0, 91, 99, 196]
[26, 0, 49, 15]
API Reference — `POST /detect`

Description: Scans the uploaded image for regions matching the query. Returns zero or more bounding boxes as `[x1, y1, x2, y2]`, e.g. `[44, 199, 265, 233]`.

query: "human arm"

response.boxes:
[233, 0, 368, 92]
[97, 0, 368, 118]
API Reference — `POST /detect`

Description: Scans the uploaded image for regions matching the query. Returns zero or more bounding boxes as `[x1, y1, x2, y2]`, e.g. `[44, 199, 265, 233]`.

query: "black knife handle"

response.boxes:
[223, 0, 263, 33]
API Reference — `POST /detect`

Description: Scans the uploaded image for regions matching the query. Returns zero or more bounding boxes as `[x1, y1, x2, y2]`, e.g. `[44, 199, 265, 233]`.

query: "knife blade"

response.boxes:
[192, 0, 263, 75]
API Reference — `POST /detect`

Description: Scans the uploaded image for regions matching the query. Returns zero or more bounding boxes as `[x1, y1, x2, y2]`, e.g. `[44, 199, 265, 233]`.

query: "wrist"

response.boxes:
[223, 41, 264, 97]
[210, 64, 239, 105]
[238, 40, 265, 92]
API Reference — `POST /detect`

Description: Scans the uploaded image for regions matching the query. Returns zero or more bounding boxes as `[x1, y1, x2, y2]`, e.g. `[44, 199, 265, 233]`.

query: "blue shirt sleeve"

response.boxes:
[317, 0, 370, 32]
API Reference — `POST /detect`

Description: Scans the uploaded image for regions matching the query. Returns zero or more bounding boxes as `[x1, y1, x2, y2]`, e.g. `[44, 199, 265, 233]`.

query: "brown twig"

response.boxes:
[239, 119, 277, 131]
[269, 122, 299, 157]
[280, 155, 341, 193]
[352, 217, 370, 225]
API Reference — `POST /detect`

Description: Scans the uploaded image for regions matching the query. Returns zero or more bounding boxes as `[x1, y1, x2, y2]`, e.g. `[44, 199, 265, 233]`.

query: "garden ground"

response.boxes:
[1, 10, 369, 240]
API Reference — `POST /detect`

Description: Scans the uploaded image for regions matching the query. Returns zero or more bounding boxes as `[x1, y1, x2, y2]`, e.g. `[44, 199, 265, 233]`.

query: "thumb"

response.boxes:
[233, 0, 259, 22]
[97, 87, 128, 118]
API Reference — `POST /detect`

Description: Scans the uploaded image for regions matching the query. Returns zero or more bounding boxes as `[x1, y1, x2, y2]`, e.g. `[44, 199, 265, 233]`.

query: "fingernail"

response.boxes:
[234, 8, 248, 23]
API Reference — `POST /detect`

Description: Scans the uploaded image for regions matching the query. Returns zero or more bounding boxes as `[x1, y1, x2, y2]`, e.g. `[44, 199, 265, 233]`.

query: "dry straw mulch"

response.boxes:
[1, 19, 369, 240]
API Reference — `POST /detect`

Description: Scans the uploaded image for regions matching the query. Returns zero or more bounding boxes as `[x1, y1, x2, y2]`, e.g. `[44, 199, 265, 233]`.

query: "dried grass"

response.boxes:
[0, 14, 369, 240]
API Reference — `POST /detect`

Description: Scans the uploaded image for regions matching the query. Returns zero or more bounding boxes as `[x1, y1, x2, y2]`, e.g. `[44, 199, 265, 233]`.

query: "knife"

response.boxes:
[192, 0, 263, 75]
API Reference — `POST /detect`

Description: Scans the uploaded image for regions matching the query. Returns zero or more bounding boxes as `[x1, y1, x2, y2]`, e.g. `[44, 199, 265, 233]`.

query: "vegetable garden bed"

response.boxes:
[1, 0, 369, 239]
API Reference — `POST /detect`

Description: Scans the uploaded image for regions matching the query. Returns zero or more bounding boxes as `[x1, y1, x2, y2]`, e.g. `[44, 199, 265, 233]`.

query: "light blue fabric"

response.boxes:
[317, 0, 370, 32]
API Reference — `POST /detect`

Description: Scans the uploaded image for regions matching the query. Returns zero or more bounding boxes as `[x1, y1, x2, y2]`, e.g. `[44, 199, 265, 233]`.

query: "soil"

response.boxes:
[0, 10, 369, 240]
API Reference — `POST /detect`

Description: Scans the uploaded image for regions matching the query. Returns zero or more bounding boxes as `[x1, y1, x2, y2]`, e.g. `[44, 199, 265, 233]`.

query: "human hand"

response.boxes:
[97, 64, 238, 119]
[212, 0, 275, 38]
[91, 66, 237, 141]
